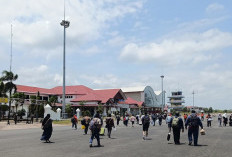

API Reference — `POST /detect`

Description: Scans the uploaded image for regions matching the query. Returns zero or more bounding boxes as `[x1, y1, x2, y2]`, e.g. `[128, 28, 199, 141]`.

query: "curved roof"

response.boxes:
[121, 86, 146, 92]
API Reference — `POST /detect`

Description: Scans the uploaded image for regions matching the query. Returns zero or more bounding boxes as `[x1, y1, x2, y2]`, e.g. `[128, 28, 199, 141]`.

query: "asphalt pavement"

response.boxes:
[0, 119, 232, 157]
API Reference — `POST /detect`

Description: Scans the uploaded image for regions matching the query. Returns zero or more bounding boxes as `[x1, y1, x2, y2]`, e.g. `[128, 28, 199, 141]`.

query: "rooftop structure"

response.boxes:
[168, 91, 185, 110]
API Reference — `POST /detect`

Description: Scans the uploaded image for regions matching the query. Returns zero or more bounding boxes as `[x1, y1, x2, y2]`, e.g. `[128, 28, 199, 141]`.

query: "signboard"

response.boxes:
[0, 98, 8, 103]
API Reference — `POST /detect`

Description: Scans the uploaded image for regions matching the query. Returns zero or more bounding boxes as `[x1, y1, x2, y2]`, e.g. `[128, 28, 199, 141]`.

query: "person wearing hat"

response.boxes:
[171, 112, 184, 144]
[185, 110, 203, 146]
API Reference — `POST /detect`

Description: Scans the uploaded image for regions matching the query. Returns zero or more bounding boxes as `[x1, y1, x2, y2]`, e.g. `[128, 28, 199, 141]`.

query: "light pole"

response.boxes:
[161, 75, 164, 112]
[60, 5, 70, 118]
[192, 90, 195, 108]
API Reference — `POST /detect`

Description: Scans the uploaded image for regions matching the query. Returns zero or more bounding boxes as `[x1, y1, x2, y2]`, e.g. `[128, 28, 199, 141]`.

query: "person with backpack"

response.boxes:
[71, 115, 78, 130]
[185, 110, 203, 146]
[171, 112, 184, 145]
[105, 114, 115, 138]
[89, 113, 102, 147]
[141, 112, 150, 140]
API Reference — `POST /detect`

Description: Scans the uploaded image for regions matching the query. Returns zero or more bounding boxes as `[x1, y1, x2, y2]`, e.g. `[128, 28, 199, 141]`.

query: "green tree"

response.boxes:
[182, 107, 187, 112]
[48, 96, 58, 107]
[223, 110, 228, 113]
[12, 92, 25, 113]
[0, 81, 7, 97]
[79, 101, 86, 114]
[203, 108, 209, 113]
[97, 103, 103, 114]
[208, 107, 213, 113]
[65, 104, 72, 117]
[0, 70, 18, 125]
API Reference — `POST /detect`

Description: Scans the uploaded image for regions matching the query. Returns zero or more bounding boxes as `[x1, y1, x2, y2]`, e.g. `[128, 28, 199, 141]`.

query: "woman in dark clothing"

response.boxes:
[105, 114, 115, 138]
[41, 114, 53, 143]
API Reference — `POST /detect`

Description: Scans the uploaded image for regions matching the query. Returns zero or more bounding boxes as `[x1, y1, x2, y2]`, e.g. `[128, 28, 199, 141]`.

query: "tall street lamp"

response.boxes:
[192, 90, 195, 108]
[160, 75, 164, 112]
[60, 17, 70, 118]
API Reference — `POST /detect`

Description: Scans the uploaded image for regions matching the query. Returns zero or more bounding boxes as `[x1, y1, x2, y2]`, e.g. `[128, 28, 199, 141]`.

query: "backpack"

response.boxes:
[143, 115, 150, 124]
[189, 115, 199, 127]
[71, 117, 75, 123]
[89, 119, 101, 130]
[172, 117, 179, 127]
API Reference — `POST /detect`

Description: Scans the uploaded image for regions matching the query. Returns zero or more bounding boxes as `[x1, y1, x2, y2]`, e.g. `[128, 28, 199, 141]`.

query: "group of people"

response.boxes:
[165, 110, 204, 146]
[218, 113, 232, 127]
[40, 110, 232, 147]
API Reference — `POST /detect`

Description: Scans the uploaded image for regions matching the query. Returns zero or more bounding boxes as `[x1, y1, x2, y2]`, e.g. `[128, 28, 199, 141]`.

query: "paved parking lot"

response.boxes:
[0, 120, 232, 157]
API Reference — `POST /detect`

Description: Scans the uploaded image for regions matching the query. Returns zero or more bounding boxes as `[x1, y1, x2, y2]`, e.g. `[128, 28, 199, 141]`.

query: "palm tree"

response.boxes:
[0, 81, 7, 97]
[0, 70, 18, 125]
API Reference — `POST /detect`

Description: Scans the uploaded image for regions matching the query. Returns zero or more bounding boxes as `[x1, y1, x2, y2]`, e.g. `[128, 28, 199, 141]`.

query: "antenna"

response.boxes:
[64, 0, 65, 20]
[192, 90, 195, 107]
[10, 24, 13, 72]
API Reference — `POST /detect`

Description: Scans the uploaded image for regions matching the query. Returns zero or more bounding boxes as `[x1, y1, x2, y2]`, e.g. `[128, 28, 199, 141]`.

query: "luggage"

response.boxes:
[200, 129, 205, 135]
[99, 128, 105, 136]
[167, 133, 171, 141]
[81, 125, 85, 130]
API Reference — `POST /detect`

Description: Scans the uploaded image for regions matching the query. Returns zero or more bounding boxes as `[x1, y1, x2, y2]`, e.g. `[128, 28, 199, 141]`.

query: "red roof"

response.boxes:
[71, 89, 125, 104]
[118, 97, 144, 107]
[16, 85, 54, 95]
[94, 89, 123, 103]
[16, 85, 94, 95]
[71, 92, 102, 102]
[16, 85, 127, 105]
[51, 85, 93, 95]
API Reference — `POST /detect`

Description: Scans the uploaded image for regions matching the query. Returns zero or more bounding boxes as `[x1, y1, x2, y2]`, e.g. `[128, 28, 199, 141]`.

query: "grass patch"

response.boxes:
[53, 120, 71, 125]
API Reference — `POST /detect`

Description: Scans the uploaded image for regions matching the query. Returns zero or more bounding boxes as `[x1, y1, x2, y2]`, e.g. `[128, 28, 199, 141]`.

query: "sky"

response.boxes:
[0, 0, 232, 109]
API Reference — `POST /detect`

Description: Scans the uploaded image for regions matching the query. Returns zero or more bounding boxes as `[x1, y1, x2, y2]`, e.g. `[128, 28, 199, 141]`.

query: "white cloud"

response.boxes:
[0, 0, 144, 60]
[107, 36, 126, 47]
[119, 29, 232, 65]
[206, 3, 225, 13]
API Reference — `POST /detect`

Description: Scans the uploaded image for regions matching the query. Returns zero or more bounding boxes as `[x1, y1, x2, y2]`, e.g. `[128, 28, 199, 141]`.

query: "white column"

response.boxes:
[76, 108, 80, 119]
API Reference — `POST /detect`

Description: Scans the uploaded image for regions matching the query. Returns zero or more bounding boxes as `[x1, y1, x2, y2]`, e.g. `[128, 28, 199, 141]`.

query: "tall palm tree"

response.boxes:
[0, 81, 7, 97]
[0, 70, 18, 125]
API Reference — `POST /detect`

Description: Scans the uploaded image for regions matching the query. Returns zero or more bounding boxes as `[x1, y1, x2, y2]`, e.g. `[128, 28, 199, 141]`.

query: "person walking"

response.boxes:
[105, 114, 115, 138]
[218, 113, 222, 127]
[31, 114, 34, 124]
[130, 115, 136, 127]
[158, 113, 163, 126]
[116, 114, 120, 126]
[206, 113, 212, 127]
[14, 113, 17, 125]
[125, 115, 129, 127]
[229, 114, 232, 127]
[82, 116, 91, 135]
[89, 113, 102, 147]
[183, 114, 188, 123]
[141, 112, 150, 140]
[152, 113, 157, 126]
[166, 113, 173, 133]
[223, 113, 228, 126]
[201, 112, 204, 121]
[40, 114, 53, 143]
[185, 110, 203, 146]
[171, 112, 184, 145]
[71, 114, 78, 130]
[136, 115, 139, 124]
